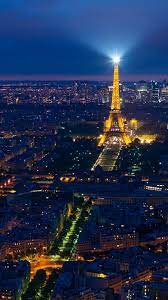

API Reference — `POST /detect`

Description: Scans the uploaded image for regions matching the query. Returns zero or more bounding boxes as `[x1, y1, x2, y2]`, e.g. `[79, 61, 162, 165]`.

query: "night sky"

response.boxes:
[0, 0, 168, 80]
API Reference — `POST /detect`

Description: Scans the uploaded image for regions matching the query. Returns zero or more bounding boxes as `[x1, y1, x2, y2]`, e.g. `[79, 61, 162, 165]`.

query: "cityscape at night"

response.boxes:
[0, 1, 168, 300]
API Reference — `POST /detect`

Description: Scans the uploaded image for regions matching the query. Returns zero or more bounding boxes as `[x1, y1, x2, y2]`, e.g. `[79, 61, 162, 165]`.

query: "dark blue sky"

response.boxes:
[0, 0, 168, 80]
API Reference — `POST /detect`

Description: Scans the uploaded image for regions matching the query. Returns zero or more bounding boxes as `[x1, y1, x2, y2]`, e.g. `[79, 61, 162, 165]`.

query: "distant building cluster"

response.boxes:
[0, 81, 109, 105]
[0, 80, 168, 106]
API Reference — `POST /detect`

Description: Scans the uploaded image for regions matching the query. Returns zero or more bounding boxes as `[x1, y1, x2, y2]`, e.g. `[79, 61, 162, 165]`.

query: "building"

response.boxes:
[151, 81, 160, 103]
[0, 190, 73, 260]
[77, 229, 138, 253]
[121, 281, 168, 300]
[0, 260, 30, 300]
[52, 261, 120, 300]
[136, 81, 148, 102]
[160, 86, 168, 102]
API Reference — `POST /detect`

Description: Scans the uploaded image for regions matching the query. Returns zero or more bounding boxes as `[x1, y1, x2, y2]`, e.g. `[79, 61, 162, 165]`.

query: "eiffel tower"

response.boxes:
[92, 56, 131, 171]
[99, 56, 131, 147]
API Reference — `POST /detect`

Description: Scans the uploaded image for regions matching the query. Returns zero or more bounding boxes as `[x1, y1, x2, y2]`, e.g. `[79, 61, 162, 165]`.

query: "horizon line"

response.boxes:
[0, 73, 168, 82]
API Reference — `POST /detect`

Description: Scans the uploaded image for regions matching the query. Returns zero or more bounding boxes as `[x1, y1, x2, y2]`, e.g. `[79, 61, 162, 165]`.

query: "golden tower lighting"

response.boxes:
[111, 55, 120, 111]
[99, 55, 131, 146]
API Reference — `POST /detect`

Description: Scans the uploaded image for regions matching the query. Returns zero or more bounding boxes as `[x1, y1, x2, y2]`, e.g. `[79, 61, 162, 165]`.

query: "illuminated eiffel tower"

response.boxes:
[99, 56, 131, 146]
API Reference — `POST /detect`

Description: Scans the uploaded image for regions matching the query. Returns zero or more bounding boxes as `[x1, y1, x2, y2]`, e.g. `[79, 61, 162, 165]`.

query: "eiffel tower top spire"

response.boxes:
[111, 59, 120, 111]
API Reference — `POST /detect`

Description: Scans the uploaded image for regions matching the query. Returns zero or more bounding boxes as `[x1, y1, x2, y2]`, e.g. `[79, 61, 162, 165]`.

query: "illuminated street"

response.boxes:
[52, 208, 82, 259]
[29, 256, 63, 279]
[28, 201, 91, 278]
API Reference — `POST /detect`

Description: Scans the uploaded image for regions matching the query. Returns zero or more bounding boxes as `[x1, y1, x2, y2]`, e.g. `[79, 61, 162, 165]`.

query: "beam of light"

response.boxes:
[112, 55, 120, 64]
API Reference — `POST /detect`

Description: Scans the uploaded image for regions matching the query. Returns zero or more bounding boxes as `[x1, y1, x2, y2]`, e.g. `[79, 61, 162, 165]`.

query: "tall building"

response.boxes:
[160, 86, 168, 102]
[136, 81, 148, 102]
[151, 81, 160, 103]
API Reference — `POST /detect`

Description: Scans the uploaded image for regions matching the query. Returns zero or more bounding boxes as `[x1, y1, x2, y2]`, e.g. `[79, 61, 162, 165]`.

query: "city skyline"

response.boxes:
[0, 0, 168, 80]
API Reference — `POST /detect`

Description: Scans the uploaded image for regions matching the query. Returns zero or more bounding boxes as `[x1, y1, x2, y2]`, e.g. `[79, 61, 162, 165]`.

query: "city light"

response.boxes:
[113, 55, 120, 64]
